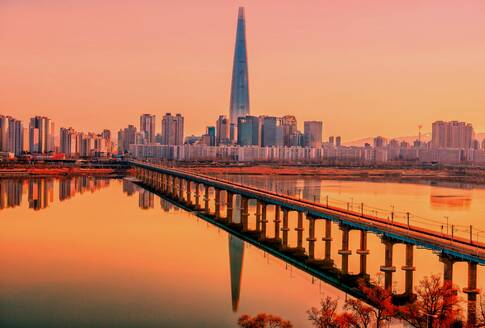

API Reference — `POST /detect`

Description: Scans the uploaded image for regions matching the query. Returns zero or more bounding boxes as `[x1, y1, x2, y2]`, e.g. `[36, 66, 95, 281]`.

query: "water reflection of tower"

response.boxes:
[138, 190, 154, 209]
[228, 235, 244, 312]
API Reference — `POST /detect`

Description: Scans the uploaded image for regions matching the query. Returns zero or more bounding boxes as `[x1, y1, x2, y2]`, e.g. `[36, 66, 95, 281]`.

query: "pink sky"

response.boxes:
[1, 0, 484, 141]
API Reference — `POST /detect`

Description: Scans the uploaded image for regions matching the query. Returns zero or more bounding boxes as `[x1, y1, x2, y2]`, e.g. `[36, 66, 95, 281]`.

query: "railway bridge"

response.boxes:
[129, 160, 484, 325]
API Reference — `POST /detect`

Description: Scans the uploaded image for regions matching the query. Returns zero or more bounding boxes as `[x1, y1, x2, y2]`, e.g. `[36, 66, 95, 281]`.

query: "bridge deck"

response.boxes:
[131, 161, 485, 264]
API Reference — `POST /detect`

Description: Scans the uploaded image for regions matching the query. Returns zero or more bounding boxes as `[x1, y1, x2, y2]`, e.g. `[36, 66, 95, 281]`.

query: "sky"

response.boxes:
[1, 0, 485, 141]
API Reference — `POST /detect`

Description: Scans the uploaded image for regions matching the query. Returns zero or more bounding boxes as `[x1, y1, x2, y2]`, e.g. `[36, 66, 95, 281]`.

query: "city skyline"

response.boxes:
[2, 1, 485, 140]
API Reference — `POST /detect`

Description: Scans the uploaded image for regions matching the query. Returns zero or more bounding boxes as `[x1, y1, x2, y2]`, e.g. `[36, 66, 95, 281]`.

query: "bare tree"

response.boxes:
[395, 274, 461, 328]
[238, 313, 293, 328]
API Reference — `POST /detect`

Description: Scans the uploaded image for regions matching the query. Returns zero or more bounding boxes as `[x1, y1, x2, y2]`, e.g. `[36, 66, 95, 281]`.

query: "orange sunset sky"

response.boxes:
[1, 0, 484, 141]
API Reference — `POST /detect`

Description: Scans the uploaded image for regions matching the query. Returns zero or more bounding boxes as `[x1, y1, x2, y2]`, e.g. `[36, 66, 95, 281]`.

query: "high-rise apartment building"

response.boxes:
[431, 121, 475, 149]
[373, 136, 388, 148]
[117, 125, 137, 154]
[29, 116, 54, 154]
[303, 121, 323, 148]
[140, 114, 156, 143]
[0, 116, 25, 156]
[216, 115, 230, 145]
[161, 113, 184, 146]
[237, 115, 260, 146]
[335, 136, 342, 147]
[229, 7, 250, 128]
[60, 127, 78, 157]
[0, 116, 10, 152]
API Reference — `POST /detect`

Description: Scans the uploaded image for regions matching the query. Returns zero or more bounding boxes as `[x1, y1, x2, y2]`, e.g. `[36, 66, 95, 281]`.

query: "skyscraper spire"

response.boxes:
[229, 7, 250, 128]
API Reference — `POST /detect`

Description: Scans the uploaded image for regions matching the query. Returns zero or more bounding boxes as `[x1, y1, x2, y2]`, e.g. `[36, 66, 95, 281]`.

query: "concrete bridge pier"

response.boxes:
[260, 203, 267, 239]
[178, 178, 184, 201]
[204, 185, 210, 214]
[240, 196, 249, 231]
[463, 262, 479, 326]
[171, 176, 176, 196]
[323, 220, 333, 262]
[380, 237, 397, 291]
[401, 244, 415, 296]
[295, 211, 304, 250]
[439, 254, 457, 284]
[281, 208, 290, 248]
[255, 201, 262, 233]
[356, 230, 370, 275]
[161, 174, 166, 193]
[274, 205, 281, 240]
[214, 188, 221, 219]
[186, 180, 192, 205]
[338, 225, 352, 274]
[307, 216, 316, 259]
[194, 183, 200, 209]
[226, 191, 234, 223]
[401, 244, 416, 295]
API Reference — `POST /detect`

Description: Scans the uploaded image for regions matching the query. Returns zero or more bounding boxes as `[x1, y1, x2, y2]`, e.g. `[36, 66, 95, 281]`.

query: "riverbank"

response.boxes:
[0, 164, 132, 178]
[191, 165, 485, 185]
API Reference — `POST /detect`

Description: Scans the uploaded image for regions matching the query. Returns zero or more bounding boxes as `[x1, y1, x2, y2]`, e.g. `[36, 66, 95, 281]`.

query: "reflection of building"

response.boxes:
[228, 235, 244, 312]
[28, 179, 54, 210]
[303, 178, 320, 203]
[0, 179, 23, 209]
[160, 198, 178, 212]
[123, 180, 136, 196]
[138, 190, 154, 209]
[430, 194, 472, 209]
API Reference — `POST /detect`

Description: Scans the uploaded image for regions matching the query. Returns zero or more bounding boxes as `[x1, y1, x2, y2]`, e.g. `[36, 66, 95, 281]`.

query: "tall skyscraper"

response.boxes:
[303, 121, 323, 148]
[207, 126, 216, 146]
[161, 113, 184, 146]
[229, 7, 250, 129]
[261, 116, 284, 147]
[140, 114, 156, 144]
[281, 115, 298, 147]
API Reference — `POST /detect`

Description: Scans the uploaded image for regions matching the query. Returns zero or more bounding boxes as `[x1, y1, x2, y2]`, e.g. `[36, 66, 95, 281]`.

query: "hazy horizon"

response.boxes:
[2, 0, 484, 140]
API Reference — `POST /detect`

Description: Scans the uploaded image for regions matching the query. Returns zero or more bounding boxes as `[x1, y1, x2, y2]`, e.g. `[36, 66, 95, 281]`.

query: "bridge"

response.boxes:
[129, 160, 484, 325]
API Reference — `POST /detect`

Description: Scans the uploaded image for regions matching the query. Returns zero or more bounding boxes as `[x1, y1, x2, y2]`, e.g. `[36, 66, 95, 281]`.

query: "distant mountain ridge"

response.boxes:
[344, 132, 484, 147]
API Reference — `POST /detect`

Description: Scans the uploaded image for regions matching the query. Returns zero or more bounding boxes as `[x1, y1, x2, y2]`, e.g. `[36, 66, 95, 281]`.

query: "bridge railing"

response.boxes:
[132, 160, 485, 252]
[268, 187, 485, 249]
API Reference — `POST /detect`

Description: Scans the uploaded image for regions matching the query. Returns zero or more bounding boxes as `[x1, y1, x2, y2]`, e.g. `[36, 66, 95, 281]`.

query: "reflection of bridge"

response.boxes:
[131, 161, 484, 325]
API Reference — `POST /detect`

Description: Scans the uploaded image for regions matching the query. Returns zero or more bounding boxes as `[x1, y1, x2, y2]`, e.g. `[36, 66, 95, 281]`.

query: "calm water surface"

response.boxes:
[0, 177, 330, 327]
[0, 176, 484, 327]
